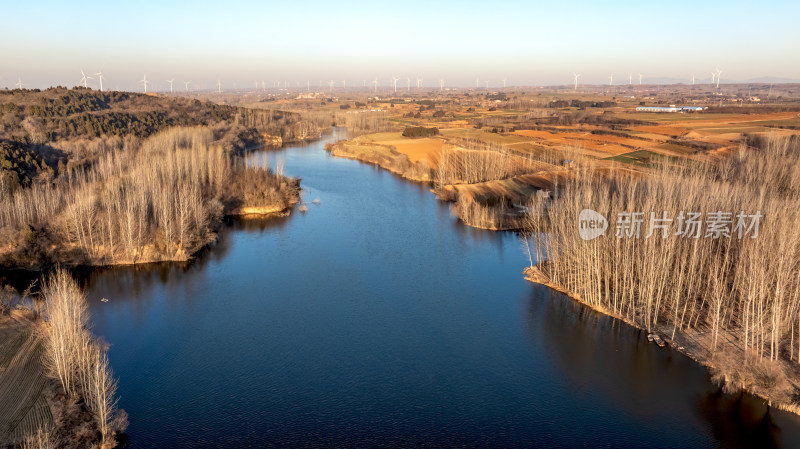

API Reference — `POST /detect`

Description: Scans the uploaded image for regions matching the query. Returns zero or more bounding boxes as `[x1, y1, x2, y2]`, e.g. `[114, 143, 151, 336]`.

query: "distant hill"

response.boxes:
[740, 76, 800, 84]
[0, 87, 315, 191]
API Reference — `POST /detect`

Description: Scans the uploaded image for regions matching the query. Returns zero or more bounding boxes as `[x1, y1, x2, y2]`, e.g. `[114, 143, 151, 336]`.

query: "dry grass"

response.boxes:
[378, 138, 443, 164]
[325, 140, 434, 183]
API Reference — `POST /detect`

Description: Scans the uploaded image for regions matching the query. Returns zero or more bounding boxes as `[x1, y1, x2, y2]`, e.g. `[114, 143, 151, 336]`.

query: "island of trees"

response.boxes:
[0, 87, 322, 448]
[0, 87, 322, 269]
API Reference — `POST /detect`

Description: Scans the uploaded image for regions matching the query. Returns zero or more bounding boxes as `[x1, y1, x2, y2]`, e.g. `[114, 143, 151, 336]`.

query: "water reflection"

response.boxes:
[41, 128, 800, 447]
[528, 284, 800, 448]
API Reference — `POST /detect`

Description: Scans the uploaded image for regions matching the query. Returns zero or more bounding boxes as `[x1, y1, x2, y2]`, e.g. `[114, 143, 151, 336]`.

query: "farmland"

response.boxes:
[314, 85, 799, 229]
[0, 310, 52, 445]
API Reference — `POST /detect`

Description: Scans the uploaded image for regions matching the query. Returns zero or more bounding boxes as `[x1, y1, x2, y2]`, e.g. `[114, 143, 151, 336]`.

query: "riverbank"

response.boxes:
[325, 139, 433, 183]
[327, 128, 800, 417]
[0, 126, 304, 272]
[0, 195, 299, 272]
[325, 137, 543, 231]
[523, 264, 800, 416]
[38, 126, 800, 448]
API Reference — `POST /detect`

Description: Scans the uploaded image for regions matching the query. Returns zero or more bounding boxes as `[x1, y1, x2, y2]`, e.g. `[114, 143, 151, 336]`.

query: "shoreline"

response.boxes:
[325, 139, 526, 231]
[325, 140, 434, 183]
[0, 205, 298, 275]
[0, 130, 315, 274]
[322, 131, 800, 417]
[523, 265, 800, 417]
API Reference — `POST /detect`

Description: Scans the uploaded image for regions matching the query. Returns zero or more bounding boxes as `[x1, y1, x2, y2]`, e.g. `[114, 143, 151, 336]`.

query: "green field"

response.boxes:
[604, 149, 688, 168]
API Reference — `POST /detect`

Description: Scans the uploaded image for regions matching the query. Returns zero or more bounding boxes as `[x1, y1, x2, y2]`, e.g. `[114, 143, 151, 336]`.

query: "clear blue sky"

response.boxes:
[2, 0, 798, 90]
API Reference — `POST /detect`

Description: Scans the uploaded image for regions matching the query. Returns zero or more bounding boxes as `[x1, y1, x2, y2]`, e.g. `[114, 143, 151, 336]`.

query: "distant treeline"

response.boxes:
[514, 111, 654, 129]
[549, 99, 618, 108]
[402, 126, 439, 138]
[0, 87, 319, 191]
[0, 88, 238, 141]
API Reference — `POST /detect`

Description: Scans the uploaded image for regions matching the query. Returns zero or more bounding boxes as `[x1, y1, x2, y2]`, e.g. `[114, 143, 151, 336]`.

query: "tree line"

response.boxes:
[524, 134, 800, 405]
[0, 87, 319, 191]
[39, 268, 127, 447]
[0, 126, 299, 268]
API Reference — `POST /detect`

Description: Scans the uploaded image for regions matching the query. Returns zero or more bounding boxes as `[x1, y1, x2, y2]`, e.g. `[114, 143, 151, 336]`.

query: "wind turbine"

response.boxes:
[184, 81, 190, 92]
[638, 74, 643, 85]
[628, 73, 632, 85]
[692, 74, 695, 85]
[342, 79, 346, 90]
[439, 78, 444, 92]
[94, 71, 105, 91]
[79, 69, 93, 88]
[217, 80, 222, 93]
[710, 72, 716, 86]
[572, 73, 581, 92]
[15, 77, 23, 89]
[714, 68, 722, 88]
[166, 79, 175, 93]
[391, 76, 400, 93]
[329, 80, 334, 92]
[416, 77, 423, 88]
[373, 78, 378, 92]
[476, 77, 480, 88]
[139, 74, 148, 93]
[407, 77, 410, 92]
[307, 80, 310, 92]
[609, 74, 613, 86]
[502, 78, 507, 88]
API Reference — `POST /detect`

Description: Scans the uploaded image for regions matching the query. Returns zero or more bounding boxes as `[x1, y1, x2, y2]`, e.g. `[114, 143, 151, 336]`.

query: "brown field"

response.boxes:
[316, 88, 800, 231]
[512, 130, 641, 157]
[0, 310, 53, 444]
[379, 138, 443, 164]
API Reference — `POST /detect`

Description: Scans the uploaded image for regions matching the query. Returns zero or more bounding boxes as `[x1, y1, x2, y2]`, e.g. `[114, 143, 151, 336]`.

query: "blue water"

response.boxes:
[81, 129, 800, 448]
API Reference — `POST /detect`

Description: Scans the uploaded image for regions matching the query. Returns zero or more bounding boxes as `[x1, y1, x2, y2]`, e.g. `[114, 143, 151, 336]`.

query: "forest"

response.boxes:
[0, 88, 320, 268]
[0, 87, 320, 191]
[524, 133, 800, 407]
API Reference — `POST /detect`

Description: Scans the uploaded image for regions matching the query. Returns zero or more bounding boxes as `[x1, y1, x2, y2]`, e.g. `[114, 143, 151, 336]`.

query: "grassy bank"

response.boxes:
[326, 130, 571, 230]
[325, 137, 434, 183]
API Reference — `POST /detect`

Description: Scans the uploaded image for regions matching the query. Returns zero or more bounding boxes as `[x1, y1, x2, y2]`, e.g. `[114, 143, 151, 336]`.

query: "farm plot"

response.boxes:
[0, 314, 53, 444]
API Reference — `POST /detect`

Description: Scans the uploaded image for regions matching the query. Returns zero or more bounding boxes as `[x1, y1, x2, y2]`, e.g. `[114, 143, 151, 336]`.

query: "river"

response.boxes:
[78, 128, 800, 448]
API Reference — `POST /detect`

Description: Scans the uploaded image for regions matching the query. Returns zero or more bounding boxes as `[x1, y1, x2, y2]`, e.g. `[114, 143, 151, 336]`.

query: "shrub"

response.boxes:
[402, 126, 439, 138]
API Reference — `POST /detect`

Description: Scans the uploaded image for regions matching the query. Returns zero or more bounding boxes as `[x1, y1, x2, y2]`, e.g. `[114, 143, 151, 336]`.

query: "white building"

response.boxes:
[636, 106, 708, 113]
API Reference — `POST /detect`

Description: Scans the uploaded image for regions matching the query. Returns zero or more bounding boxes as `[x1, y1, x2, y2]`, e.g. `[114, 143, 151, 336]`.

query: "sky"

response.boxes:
[1, 0, 799, 91]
